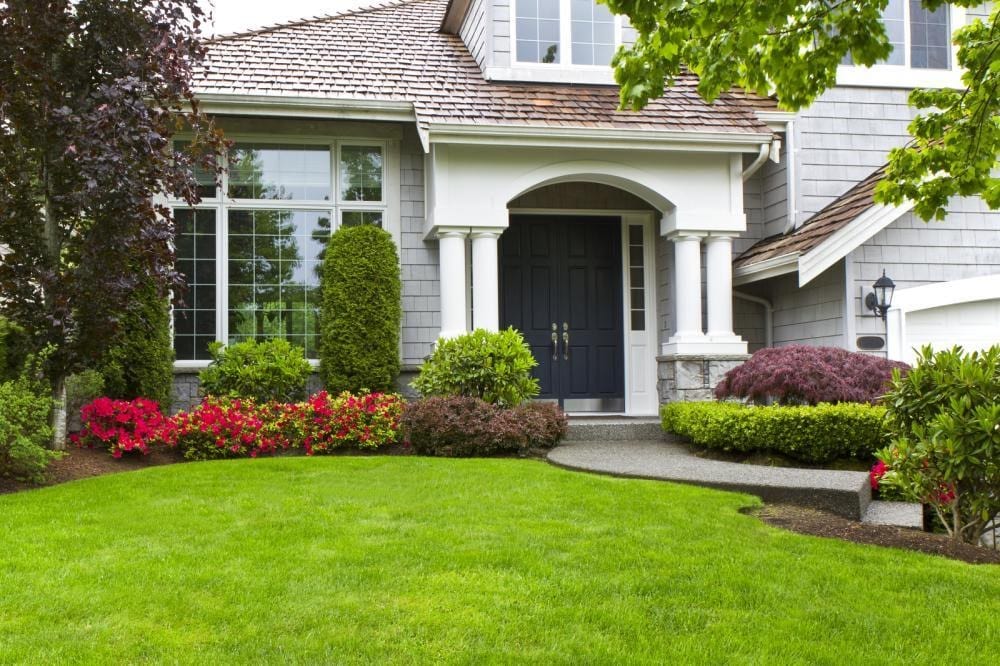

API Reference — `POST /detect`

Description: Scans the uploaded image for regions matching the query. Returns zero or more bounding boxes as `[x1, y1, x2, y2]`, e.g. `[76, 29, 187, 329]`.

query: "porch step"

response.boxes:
[565, 417, 663, 442]
[861, 500, 923, 528]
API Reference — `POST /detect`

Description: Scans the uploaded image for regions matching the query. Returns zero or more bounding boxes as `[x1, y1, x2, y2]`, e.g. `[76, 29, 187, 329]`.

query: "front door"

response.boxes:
[499, 215, 625, 412]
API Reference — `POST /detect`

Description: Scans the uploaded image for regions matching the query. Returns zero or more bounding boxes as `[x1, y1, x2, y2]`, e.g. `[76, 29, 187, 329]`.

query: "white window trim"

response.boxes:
[837, 5, 964, 89]
[493, 0, 629, 84]
[168, 134, 400, 367]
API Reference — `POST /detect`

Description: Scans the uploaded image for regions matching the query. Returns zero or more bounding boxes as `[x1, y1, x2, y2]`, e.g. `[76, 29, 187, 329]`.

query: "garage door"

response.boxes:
[903, 299, 1000, 364]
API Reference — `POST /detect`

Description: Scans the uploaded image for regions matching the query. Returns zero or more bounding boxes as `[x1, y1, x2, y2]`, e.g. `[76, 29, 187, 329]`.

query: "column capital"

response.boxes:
[469, 228, 504, 240]
[436, 227, 469, 240]
[667, 231, 706, 243]
[705, 233, 738, 242]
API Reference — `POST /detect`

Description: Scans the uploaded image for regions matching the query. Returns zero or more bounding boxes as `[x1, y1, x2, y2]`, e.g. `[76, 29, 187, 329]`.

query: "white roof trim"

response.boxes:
[798, 200, 914, 286]
[733, 252, 799, 285]
[890, 273, 1000, 314]
[424, 122, 774, 152]
[194, 93, 417, 122]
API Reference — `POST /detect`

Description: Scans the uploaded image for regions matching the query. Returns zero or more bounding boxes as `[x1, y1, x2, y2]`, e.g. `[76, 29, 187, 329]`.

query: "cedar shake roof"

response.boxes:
[734, 165, 888, 269]
[197, 0, 772, 136]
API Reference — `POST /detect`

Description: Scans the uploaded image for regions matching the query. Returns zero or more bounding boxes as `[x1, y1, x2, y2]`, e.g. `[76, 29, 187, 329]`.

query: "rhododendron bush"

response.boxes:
[876, 346, 1000, 546]
[714, 345, 909, 405]
[75, 391, 404, 460]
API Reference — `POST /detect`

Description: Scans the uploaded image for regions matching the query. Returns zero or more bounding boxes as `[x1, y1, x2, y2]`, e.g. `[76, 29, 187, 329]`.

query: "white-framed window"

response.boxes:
[837, 2, 962, 88]
[169, 138, 390, 364]
[513, 0, 634, 68]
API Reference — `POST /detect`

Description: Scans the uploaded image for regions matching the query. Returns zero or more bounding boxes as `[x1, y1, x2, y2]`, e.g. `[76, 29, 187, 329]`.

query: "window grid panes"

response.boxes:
[229, 143, 331, 201]
[516, 0, 561, 64]
[628, 225, 645, 331]
[910, 0, 950, 69]
[173, 208, 218, 361]
[170, 139, 388, 363]
[571, 0, 615, 65]
[227, 209, 329, 359]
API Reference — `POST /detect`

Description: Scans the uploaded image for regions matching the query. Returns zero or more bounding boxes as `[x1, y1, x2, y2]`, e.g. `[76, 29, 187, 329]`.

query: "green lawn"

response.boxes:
[1, 458, 998, 664]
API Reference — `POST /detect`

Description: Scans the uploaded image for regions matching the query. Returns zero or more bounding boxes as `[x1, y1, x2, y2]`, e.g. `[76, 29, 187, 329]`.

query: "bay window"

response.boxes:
[170, 139, 389, 364]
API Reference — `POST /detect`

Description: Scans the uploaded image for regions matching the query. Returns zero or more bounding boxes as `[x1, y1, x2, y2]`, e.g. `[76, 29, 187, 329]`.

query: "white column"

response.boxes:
[471, 230, 500, 331]
[705, 235, 735, 338]
[671, 234, 705, 341]
[438, 230, 468, 339]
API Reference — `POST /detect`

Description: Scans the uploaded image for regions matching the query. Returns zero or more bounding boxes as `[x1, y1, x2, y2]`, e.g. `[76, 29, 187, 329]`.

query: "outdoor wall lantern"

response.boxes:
[865, 270, 896, 322]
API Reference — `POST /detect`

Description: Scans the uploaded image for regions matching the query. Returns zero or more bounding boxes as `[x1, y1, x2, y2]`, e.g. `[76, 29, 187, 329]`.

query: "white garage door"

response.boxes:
[903, 298, 1000, 364]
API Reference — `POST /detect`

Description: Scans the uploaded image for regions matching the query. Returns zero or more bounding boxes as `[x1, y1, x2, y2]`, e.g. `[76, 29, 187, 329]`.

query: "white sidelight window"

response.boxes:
[169, 140, 388, 363]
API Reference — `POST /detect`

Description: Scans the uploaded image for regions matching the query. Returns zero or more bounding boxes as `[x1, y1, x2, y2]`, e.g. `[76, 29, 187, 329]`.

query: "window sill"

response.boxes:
[836, 64, 964, 90]
[483, 65, 617, 86]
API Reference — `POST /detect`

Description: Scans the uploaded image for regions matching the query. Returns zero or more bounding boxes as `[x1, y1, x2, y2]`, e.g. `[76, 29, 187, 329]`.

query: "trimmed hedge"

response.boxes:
[661, 401, 889, 463]
[96, 274, 174, 409]
[199, 339, 312, 402]
[411, 328, 539, 407]
[320, 224, 401, 393]
[714, 345, 909, 405]
[403, 396, 567, 457]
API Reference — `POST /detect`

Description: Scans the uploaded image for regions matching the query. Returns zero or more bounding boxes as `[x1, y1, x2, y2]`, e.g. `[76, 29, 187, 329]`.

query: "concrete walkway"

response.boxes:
[548, 438, 874, 520]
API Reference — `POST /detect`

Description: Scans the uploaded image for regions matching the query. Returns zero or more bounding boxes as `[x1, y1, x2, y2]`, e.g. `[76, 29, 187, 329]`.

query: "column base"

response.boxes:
[662, 336, 747, 356]
[657, 353, 751, 403]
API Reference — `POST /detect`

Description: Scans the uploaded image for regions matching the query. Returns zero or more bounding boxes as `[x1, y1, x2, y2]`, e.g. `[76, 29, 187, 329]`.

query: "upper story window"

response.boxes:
[514, 0, 632, 68]
[843, 0, 951, 70]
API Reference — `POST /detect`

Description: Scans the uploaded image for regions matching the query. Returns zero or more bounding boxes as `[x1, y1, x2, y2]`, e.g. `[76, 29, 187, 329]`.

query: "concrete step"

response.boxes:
[565, 417, 663, 442]
[862, 500, 923, 528]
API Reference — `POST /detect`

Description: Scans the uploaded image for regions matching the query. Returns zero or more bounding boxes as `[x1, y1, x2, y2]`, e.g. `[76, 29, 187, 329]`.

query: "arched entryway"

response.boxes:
[500, 182, 661, 414]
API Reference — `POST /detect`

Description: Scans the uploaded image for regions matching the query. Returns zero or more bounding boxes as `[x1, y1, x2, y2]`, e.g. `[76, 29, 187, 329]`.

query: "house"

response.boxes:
[172, 0, 1000, 414]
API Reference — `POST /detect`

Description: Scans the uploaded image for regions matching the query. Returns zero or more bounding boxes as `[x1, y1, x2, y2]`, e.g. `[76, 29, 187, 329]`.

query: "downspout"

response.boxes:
[734, 291, 773, 348]
[741, 140, 775, 182]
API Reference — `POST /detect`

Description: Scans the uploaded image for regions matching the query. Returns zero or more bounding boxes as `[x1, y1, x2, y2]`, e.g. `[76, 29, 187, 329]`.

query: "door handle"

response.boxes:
[551, 323, 558, 360]
[562, 322, 569, 360]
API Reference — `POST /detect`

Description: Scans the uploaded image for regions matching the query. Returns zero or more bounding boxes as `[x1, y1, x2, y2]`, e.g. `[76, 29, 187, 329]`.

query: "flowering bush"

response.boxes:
[403, 396, 567, 457]
[302, 391, 404, 454]
[72, 397, 170, 458]
[714, 345, 909, 405]
[877, 345, 1000, 545]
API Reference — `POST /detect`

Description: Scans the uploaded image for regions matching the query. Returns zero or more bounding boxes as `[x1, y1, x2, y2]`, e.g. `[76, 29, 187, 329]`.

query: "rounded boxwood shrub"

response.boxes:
[403, 396, 567, 457]
[412, 328, 539, 407]
[95, 275, 174, 410]
[714, 345, 909, 405]
[661, 401, 889, 463]
[319, 224, 401, 394]
[198, 339, 312, 402]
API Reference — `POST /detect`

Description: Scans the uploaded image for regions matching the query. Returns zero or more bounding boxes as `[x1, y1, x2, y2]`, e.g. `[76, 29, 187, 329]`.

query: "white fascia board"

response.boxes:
[754, 109, 796, 134]
[890, 273, 1000, 314]
[732, 252, 800, 285]
[424, 122, 773, 153]
[194, 93, 417, 122]
[798, 200, 914, 286]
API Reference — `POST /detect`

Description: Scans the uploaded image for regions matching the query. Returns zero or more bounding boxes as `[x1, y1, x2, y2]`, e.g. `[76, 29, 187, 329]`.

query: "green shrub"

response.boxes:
[319, 224, 401, 393]
[66, 369, 105, 422]
[96, 276, 174, 409]
[0, 316, 31, 382]
[661, 401, 889, 463]
[198, 339, 312, 402]
[403, 396, 567, 457]
[412, 328, 539, 407]
[0, 378, 56, 483]
[878, 345, 1000, 545]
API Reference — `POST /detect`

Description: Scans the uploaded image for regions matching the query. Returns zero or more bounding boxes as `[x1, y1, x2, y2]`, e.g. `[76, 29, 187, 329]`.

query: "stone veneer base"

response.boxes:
[656, 353, 749, 404]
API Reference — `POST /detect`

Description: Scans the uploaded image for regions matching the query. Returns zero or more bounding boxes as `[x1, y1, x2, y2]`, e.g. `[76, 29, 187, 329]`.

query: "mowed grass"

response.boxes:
[1, 458, 998, 664]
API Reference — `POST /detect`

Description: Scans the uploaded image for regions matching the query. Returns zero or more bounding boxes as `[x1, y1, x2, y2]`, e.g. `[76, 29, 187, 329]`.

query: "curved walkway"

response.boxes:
[548, 438, 872, 520]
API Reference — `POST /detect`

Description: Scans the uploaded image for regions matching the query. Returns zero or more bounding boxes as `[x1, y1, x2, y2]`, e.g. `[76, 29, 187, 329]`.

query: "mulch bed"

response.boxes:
[753, 504, 1000, 565]
[4, 448, 997, 565]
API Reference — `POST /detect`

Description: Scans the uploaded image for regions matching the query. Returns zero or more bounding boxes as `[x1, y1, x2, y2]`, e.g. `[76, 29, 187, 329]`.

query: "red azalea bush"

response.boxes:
[163, 398, 292, 460]
[302, 391, 404, 454]
[72, 397, 171, 458]
[714, 345, 909, 405]
[402, 396, 568, 457]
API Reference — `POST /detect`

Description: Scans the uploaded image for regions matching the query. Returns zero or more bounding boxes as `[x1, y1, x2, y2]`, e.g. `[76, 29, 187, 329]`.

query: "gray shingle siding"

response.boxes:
[770, 262, 845, 347]
[460, 0, 491, 69]
[400, 125, 440, 368]
[493, 0, 511, 67]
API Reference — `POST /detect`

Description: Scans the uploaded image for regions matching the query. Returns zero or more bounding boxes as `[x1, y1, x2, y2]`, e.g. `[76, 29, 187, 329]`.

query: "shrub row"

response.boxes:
[74, 391, 404, 460]
[661, 401, 889, 463]
[714, 345, 909, 405]
[403, 396, 567, 457]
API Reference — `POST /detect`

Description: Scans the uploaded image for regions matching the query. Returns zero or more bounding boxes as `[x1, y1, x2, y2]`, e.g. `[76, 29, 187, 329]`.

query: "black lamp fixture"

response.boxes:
[865, 270, 896, 321]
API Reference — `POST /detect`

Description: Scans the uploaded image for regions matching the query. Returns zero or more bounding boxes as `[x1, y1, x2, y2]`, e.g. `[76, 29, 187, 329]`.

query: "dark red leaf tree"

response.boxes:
[0, 0, 224, 446]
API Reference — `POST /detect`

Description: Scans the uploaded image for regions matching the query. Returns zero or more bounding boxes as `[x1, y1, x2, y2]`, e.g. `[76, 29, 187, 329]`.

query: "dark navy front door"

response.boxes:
[499, 215, 625, 411]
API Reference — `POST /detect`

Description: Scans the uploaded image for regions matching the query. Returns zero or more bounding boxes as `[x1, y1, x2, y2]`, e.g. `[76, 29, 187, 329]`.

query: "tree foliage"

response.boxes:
[606, 0, 999, 220]
[0, 0, 223, 406]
